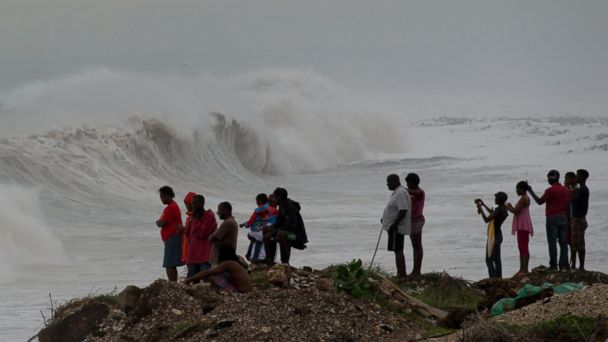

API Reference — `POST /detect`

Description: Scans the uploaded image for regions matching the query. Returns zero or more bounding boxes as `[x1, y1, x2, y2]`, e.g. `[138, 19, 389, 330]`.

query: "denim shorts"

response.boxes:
[162, 234, 184, 268]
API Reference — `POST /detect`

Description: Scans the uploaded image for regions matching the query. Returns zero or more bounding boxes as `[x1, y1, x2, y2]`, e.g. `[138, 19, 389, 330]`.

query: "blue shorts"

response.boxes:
[162, 234, 184, 268]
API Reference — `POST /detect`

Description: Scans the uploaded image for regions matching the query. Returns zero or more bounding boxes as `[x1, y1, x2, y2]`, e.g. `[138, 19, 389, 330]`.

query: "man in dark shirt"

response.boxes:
[571, 169, 590, 270]
[528, 170, 571, 270]
[475, 192, 509, 278]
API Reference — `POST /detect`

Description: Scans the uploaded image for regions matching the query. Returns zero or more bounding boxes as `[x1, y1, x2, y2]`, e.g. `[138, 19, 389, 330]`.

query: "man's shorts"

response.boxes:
[387, 228, 405, 252]
[572, 217, 588, 251]
[163, 234, 185, 268]
[411, 217, 425, 235]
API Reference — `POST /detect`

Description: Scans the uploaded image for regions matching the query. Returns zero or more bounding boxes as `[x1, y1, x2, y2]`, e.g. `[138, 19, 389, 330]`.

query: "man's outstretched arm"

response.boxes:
[527, 186, 544, 205]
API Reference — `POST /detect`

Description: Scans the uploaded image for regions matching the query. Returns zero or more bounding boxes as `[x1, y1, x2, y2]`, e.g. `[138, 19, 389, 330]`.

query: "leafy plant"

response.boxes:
[334, 259, 370, 298]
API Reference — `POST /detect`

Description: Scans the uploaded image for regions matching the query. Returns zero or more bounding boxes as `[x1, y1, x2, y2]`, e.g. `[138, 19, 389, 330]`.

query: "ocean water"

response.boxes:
[1, 70, 607, 341]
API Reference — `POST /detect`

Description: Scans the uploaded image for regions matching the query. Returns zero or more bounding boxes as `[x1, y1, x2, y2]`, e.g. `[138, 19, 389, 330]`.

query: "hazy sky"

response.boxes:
[1, 0, 607, 115]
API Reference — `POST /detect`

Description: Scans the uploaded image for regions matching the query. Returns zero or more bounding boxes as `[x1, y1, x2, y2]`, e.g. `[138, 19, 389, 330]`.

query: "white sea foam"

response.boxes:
[0, 184, 65, 284]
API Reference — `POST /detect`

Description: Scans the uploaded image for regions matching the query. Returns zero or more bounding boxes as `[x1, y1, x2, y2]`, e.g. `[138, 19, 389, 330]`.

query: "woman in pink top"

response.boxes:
[506, 181, 534, 276]
[406, 173, 425, 278]
[186, 194, 217, 282]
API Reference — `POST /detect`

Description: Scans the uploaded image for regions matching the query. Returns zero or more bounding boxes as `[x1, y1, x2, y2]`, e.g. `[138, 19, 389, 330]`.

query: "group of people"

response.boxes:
[156, 167, 590, 291]
[155, 186, 308, 292]
[475, 169, 590, 278]
[382, 173, 426, 279]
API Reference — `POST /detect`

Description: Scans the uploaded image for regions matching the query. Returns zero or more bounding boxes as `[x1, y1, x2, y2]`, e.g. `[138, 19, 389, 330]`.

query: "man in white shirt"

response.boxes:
[382, 174, 411, 278]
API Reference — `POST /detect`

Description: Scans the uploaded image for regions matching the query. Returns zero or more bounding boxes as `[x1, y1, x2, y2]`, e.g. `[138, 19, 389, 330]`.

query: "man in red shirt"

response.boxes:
[528, 170, 571, 270]
[156, 186, 184, 281]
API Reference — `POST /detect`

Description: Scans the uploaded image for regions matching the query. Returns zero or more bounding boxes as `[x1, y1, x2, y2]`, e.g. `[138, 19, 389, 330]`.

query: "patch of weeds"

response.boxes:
[528, 314, 595, 341]
[168, 320, 201, 338]
[92, 294, 119, 305]
[89, 287, 119, 306]
[366, 264, 393, 279]
[400, 309, 455, 337]
[407, 272, 480, 310]
[497, 322, 524, 334]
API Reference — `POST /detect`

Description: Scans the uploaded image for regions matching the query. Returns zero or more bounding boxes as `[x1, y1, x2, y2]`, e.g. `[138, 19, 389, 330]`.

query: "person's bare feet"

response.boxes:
[408, 272, 421, 280]
[396, 274, 408, 282]
[512, 271, 529, 279]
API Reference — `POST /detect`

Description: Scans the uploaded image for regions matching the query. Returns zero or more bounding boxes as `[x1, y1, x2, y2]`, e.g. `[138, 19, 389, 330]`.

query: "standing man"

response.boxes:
[564, 171, 576, 267]
[571, 169, 590, 270]
[382, 174, 411, 279]
[528, 170, 571, 270]
[405, 173, 425, 278]
[210, 202, 238, 265]
[156, 186, 184, 281]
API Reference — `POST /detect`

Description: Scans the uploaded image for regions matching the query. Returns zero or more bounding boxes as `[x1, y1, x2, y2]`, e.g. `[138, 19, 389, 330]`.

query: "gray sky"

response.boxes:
[1, 0, 607, 116]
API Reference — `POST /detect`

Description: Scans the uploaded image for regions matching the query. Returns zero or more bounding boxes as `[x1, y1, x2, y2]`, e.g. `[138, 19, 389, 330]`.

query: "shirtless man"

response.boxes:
[184, 245, 252, 293]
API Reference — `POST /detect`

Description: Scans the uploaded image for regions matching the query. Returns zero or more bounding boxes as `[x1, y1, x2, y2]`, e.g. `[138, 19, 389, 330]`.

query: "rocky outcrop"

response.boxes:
[38, 300, 109, 342]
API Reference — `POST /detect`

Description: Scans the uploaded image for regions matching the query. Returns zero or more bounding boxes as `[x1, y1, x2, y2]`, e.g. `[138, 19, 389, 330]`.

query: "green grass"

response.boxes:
[168, 320, 201, 338]
[404, 272, 481, 310]
[92, 293, 119, 305]
[497, 322, 524, 334]
[497, 315, 596, 340]
[529, 315, 596, 340]
[331, 264, 459, 337]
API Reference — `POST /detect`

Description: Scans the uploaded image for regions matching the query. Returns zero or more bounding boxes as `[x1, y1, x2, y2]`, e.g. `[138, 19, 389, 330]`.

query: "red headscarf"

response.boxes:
[183, 192, 196, 207]
[181, 191, 197, 264]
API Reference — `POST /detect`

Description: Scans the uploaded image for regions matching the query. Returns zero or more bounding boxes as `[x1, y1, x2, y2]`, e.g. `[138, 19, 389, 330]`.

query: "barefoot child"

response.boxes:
[506, 181, 534, 275]
[475, 192, 508, 279]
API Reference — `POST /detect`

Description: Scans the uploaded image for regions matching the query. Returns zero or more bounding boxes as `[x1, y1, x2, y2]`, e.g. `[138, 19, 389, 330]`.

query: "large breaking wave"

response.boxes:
[0, 68, 404, 181]
[0, 68, 405, 281]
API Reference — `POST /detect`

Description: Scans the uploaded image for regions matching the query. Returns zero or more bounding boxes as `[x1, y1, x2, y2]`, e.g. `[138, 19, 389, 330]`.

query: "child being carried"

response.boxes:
[240, 193, 278, 262]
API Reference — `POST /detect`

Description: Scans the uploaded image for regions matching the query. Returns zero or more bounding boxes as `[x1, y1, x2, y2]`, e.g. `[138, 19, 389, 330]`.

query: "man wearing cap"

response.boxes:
[528, 170, 571, 270]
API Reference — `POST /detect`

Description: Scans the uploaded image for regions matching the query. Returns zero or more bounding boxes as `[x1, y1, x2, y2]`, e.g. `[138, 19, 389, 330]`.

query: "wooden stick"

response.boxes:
[375, 274, 448, 320]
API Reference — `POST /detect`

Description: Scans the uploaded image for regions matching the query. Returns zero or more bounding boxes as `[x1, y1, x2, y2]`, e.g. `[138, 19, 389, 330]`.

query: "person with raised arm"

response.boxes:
[476, 192, 508, 279]
[527, 170, 571, 270]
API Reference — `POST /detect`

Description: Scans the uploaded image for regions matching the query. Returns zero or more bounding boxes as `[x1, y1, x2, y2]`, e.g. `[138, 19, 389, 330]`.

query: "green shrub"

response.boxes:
[334, 259, 371, 298]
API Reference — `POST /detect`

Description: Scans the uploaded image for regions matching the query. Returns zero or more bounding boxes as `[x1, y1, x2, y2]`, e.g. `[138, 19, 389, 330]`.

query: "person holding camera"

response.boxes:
[475, 192, 508, 279]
